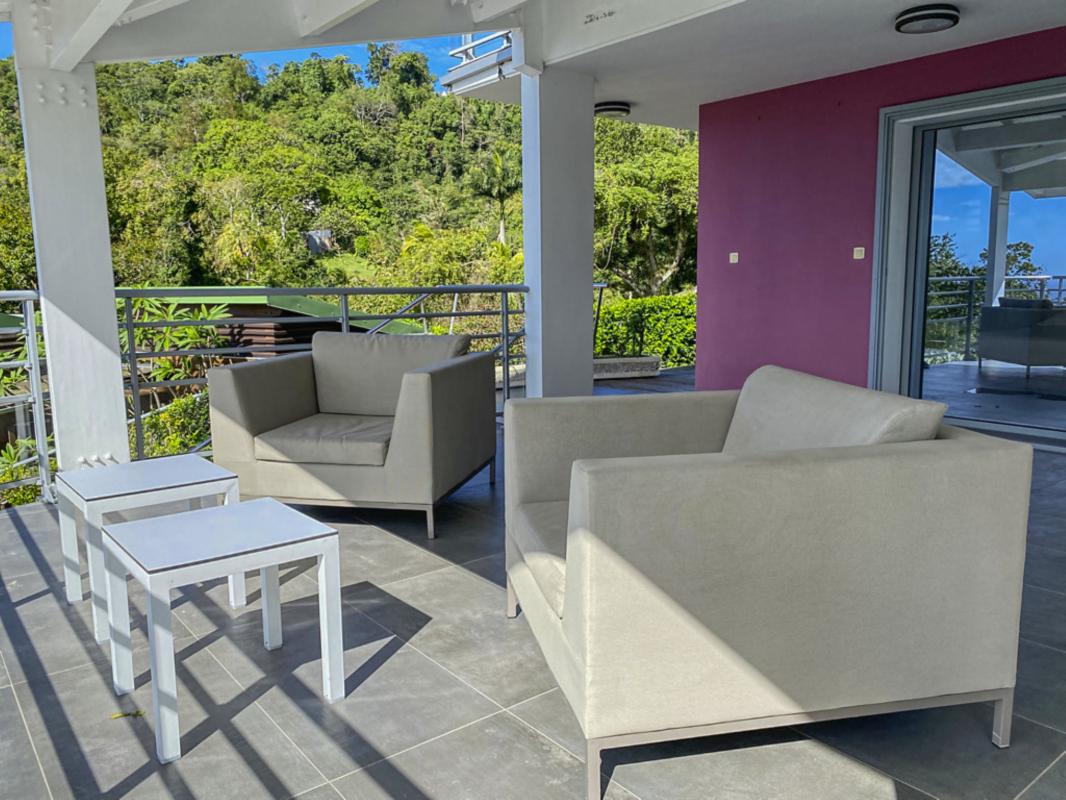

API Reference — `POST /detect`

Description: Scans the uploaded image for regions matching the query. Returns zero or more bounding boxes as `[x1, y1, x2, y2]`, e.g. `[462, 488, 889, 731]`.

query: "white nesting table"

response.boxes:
[102, 497, 344, 763]
[56, 455, 246, 643]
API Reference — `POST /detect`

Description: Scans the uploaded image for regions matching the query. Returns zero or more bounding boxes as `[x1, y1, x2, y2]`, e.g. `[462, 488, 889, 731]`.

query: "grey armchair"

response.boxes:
[208, 331, 497, 537]
[505, 366, 1032, 799]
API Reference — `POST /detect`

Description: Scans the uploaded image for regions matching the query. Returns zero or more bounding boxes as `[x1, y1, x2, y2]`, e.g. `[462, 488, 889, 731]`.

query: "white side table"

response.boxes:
[102, 497, 344, 764]
[56, 454, 246, 643]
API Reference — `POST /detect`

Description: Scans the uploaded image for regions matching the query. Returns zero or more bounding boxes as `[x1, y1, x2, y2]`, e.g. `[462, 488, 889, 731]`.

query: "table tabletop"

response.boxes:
[56, 455, 235, 502]
[103, 497, 335, 574]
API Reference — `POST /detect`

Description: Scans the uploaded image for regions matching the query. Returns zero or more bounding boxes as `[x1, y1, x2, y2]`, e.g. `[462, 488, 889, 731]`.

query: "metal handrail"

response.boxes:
[0, 290, 54, 502]
[448, 30, 511, 64]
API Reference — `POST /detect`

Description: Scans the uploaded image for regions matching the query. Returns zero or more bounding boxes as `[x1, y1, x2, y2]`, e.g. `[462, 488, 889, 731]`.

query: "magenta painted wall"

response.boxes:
[696, 26, 1066, 389]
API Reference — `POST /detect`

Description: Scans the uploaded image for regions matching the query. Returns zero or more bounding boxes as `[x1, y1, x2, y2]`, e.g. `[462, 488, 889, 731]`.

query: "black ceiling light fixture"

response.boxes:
[895, 4, 961, 34]
[594, 101, 631, 119]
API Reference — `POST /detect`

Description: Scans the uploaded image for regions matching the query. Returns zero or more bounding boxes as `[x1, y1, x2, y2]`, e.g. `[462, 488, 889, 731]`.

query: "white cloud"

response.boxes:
[935, 153, 985, 189]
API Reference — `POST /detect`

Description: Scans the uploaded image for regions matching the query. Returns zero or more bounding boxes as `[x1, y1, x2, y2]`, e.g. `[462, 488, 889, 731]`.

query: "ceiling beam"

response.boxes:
[114, 0, 192, 27]
[956, 119, 1066, 152]
[51, 0, 139, 71]
[451, 0, 526, 24]
[291, 0, 383, 37]
[1002, 160, 1066, 192]
[997, 144, 1066, 174]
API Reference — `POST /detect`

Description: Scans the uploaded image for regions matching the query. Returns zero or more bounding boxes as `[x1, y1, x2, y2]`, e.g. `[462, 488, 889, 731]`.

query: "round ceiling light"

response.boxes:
[594, 101, 631, 119]
[895, 4, 961, 34]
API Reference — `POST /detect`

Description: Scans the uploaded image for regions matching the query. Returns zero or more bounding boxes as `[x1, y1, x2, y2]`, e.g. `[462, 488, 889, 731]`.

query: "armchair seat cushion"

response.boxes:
[512, 500, 570, 617]
[255, 413, 393, 467]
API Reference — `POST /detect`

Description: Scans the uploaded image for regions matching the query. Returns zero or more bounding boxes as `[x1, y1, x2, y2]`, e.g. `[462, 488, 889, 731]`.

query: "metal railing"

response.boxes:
[0, 290, 54, 502]
[925, 274, 1066, 361]
[449, 31, 512, 65]
[117, 284, 536, 460]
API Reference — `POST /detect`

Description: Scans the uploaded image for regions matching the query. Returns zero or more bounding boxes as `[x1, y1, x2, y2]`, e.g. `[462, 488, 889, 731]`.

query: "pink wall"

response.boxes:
[697, 26, 1066, 389]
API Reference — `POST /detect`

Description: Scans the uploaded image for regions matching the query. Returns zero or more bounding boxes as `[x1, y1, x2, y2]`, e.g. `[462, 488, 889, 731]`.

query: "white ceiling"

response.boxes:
[466, 0, 1066, 129]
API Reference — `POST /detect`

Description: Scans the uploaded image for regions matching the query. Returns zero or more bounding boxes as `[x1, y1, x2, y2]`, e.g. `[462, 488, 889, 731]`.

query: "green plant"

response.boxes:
[0, 436, 55, 508]
[594, 292, 696, 368]
[135, 392, 211, 458]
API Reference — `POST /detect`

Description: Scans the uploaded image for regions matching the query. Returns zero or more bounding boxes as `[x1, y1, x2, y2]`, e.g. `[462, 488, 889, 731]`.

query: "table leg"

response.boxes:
[58, 491, 82, 604]
[318, 540, 344, 703]
[105, 546, 134, 695]
[261, 565, 282, 650]
[222, 483, 247, 608]
[86, 508, 110, 643]
[146, 580, 180, 763]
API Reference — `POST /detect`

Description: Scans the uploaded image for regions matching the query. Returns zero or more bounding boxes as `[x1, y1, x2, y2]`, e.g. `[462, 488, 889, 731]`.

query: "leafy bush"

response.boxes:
[0, 437, 56, 508]
[136, 392, 212, 458]
[594, 293, 696, 368]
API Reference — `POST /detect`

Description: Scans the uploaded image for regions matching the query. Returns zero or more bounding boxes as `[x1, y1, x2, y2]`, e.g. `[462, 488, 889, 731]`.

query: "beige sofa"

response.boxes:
[209, 331, 497, 537]
[504, 365, 1032, 798]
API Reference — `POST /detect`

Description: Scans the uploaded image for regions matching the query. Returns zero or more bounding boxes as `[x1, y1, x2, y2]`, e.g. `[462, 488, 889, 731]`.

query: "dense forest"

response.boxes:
[0, 44, 698, 297]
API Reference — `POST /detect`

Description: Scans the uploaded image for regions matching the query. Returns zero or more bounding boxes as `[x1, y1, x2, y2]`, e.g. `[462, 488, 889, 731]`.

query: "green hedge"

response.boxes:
[594, 293, 696, 368]
[135, 392, 211, 458]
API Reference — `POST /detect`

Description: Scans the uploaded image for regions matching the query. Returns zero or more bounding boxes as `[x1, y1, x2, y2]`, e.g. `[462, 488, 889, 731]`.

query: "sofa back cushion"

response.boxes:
[312, 332, 471, 416]
[722, 365, 946, 455]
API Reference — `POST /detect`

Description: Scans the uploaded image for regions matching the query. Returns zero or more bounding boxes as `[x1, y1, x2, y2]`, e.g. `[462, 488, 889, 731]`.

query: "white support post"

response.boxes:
[13, 10, 131, 472]
[521, 68, 595, 398]
[985, 188, 1011, 307]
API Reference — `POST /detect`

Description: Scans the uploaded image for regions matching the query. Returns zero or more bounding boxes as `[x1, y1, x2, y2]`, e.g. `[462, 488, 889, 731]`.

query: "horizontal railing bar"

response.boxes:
[135, 378, 207, 390]
[130, 343, 310, 359]
[126, 307, 528, 330]
[0, 290, 39, 301]
[0, 359, 28, 370]
[115, 284, 530, 299]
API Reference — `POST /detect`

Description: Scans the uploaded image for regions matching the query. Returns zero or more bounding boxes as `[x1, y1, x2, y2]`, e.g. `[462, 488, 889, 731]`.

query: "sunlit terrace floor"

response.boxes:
[5, 366, 1066, 798]
[923, 360, 1066, 433]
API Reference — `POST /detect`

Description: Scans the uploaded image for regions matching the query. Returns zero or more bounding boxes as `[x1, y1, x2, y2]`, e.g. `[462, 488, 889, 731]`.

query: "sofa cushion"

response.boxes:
[723, 365, 946, 456]
[255, 413, 393, 466]
[312, 332, 471, 416]
[512, 501, 569, 617]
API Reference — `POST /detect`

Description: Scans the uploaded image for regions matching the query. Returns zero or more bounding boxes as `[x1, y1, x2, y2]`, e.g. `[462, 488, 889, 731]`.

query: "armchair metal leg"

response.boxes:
[1026, 365, 1032, 379]
[489, 456, 497, 485]
[586, 739, 603, 800]
[506, 575, 519, 618]
[425, 508, 436, 540]
[993, 690, 1013, 748]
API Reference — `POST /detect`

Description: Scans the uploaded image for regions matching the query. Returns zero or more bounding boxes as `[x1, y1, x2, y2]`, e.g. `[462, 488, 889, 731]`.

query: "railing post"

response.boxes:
[963, 279, 975, 361]
[23, 298, 54, 502]
[593, 284, 605, 352]
[500, 290, 511, 403]
[340, 290, 350, 333]
[123, 297, 145, 460]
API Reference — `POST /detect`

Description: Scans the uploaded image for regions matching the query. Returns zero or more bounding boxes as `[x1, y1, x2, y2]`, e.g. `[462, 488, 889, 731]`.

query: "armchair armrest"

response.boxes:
[562, 426, 1032, 736]
[505, 390, 738, 509]
[387, 352, 497, 500]
[207, 353, 318, 463]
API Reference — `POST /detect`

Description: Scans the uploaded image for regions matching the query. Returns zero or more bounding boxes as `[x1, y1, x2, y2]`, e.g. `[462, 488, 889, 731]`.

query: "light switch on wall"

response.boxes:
[853, 247, 866, 260]
[729, 252, 740, 264]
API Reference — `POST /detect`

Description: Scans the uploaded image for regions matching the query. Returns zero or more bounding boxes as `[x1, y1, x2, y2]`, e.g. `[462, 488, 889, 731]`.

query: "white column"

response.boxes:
[13, 12, 130, 471]
[521, 68, 595, 398]
[985, 187, 1011, 307]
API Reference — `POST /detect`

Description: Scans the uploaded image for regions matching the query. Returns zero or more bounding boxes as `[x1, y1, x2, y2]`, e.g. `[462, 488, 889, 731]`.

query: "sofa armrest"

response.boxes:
[387, 352, 497, 500]
[207, 353, 318, 463]
[562, 426, 1031, 736]
[504, 390, 738, 510]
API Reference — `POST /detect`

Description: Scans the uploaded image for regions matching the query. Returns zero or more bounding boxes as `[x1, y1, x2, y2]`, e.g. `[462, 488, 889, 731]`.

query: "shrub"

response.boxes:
[136, 392, 212, 458]
[594, 293, 696, 368]
[0, 438, 56, 508]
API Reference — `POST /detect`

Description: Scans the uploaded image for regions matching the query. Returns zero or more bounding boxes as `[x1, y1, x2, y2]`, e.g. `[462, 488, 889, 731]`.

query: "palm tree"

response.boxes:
[468, 146, 521, 245]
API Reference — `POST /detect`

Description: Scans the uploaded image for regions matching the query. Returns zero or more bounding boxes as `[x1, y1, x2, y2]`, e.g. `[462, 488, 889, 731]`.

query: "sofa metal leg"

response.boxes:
[993, 691, 1013, 748]
[586, 739, 603, 800]
[425, 508, 436, 540]
[1026, 365, 1032, 379]
[506, 575, 519, 619]
[489, 456, 497, 485]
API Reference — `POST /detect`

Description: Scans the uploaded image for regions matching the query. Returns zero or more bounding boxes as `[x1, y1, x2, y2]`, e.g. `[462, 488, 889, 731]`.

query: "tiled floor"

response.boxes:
[3, 374, 1066, 798]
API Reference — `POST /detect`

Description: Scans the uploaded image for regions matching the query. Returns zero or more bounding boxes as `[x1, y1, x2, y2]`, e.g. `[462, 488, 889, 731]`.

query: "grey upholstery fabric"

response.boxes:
[505, 377, 1032, 744]
[254, 413, 393, 466]
[312, 331, 471, 416]
[511, 501, 568, 617]
[723, 365, 946, 455]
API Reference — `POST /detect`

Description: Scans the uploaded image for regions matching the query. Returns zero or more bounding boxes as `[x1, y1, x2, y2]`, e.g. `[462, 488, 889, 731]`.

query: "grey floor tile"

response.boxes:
[0, 686, 51, 799]
[295, 783, 346, 799]
[0, 503, 63, 585]
[509, 689, 930, 800]
[348, 566, 556, 707]
[332, 711, 636, 800]
[207, 593, 499, 780]
[1017, 638, 1066, 732]
[1021, 585, 1066, 652]
[801, 703, 1066, 800]
[1028, 511, 1066, 554]
[355, 500, 504, 567]
[1024, 544, 1066, 595]
[330, 521, 451, 586]
[462, 552, 506, 588]
[0, 569, 171, 686]
[15, 640, 324, 799]
[1019, 753, 1066, 799]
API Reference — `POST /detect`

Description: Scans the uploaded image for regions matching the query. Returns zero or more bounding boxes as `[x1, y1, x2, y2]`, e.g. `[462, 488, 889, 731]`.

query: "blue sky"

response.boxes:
[932, 151, 1066, 273]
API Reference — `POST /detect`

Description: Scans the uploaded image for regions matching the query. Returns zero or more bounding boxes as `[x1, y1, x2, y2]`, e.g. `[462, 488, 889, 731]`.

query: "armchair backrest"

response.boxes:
[722, 365, 946, 455]
[311, 331, 471, 416]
